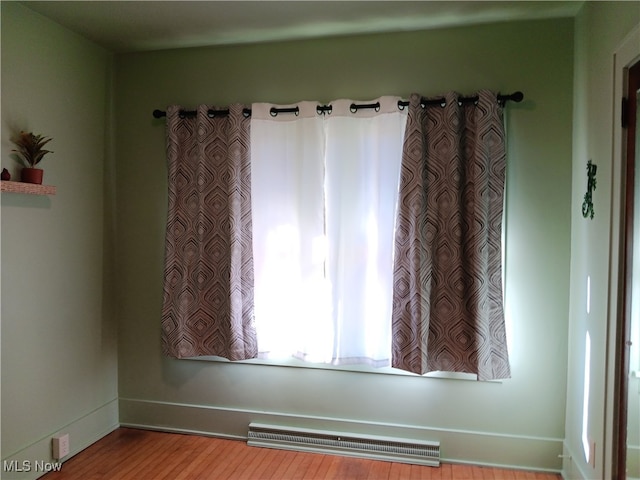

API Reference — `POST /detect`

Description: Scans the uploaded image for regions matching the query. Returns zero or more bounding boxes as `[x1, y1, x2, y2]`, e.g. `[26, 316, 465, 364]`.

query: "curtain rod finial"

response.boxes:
[511, 91, 524, 102]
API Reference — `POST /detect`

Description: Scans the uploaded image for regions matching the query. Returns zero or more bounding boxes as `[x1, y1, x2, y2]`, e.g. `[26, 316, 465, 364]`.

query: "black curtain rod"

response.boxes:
[152, 91, 524, 119]
[152, 107, 252, 119]
[400, 91, 524, 109]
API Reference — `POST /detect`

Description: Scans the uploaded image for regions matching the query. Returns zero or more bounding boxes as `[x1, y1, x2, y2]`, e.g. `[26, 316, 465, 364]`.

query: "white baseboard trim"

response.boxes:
[560, 441, 639, 480]
[1, 399, 119, 480]
[560, 440, 594, 480]
[119, 397, 563, 473]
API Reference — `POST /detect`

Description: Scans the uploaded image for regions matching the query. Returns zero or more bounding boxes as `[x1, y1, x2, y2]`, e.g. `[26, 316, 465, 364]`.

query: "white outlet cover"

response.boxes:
[52, 434, 70, 459]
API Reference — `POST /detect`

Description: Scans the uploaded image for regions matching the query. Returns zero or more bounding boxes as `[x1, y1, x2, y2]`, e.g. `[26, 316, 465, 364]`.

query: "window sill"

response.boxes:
[183, 355, 481, 381]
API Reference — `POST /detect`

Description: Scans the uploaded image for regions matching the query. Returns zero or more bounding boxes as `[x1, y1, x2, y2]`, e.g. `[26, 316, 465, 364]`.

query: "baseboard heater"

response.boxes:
[247, 422, 440, 467]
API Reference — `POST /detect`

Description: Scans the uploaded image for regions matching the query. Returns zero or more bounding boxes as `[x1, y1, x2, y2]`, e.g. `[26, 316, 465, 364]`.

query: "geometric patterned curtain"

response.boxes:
[161, 104, 258, 360]
[391, 90, 511, 381]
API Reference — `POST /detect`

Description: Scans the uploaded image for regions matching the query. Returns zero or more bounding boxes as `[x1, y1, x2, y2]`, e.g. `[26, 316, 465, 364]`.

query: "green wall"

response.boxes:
[1, 3, 118, 479]
[115, 18, 574, 472]
[6, 3, 640, 477]
[565, 3, 640, 480]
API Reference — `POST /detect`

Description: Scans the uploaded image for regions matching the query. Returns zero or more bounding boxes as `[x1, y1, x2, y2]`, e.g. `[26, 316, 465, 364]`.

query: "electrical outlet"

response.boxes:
[52, 434, 70, 460]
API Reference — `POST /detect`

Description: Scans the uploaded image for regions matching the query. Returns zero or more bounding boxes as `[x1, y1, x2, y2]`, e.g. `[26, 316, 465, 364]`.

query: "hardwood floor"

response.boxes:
[42, 428, 562, 480]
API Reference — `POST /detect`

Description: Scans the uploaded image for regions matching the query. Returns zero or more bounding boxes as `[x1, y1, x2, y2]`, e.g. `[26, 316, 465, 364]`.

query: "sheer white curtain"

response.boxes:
[251, 97, 407, 366]
[250, 102, 329, 361]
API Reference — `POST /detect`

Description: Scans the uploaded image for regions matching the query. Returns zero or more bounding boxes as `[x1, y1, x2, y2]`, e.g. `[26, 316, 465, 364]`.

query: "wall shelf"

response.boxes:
[1, 180, 56, 196]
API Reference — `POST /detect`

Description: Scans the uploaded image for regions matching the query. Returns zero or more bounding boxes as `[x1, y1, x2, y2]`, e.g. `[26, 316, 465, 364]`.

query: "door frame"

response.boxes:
[608, 24, 640, 480]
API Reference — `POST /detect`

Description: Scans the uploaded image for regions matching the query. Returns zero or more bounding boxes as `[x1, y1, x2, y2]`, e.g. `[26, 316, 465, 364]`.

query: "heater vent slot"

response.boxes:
[247, 423, 440, 467]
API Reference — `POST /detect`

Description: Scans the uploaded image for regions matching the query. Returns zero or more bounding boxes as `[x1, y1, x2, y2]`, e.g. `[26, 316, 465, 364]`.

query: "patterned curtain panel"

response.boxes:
[161, 104, 258, 360]
[392, 90, 511, 381]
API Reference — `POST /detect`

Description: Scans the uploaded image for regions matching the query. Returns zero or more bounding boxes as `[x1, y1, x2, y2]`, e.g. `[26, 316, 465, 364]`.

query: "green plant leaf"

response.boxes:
[10, 131, 53, 167]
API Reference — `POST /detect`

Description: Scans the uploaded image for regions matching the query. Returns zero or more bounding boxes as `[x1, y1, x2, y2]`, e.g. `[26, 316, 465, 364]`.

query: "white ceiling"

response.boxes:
[21, 1, 583, 53]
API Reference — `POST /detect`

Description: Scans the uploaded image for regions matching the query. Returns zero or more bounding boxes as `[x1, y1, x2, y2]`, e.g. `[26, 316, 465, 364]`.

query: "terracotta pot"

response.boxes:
[21, 167, 44, 184]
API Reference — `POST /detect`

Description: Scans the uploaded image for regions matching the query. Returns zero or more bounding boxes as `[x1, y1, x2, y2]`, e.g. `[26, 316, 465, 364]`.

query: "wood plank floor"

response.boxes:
[42, 428, 562, 480]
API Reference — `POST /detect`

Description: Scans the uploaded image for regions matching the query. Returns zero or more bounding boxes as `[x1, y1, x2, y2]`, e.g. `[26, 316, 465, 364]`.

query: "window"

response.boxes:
[162, 91, 511, 380]
[250, 98, 407, 367]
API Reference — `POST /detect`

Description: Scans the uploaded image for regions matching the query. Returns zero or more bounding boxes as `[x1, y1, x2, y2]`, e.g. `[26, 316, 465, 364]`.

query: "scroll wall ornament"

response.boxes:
[582, 160, 597, 219]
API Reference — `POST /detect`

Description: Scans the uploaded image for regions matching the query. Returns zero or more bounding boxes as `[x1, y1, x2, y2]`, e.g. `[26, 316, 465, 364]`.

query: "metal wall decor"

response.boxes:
[582, 160, 597, 219]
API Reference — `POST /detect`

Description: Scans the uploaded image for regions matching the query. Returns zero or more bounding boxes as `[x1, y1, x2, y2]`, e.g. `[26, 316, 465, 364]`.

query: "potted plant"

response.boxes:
[11, 131, 53, 184]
